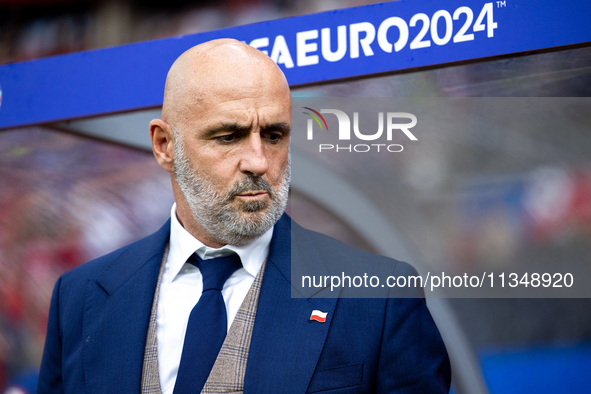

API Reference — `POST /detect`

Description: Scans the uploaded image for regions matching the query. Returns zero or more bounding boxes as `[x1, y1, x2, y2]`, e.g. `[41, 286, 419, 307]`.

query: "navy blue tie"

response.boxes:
[173, 252, 242, 394]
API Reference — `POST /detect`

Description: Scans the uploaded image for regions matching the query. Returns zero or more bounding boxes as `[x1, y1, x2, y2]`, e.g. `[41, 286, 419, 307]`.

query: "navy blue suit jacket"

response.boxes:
[37, 214, 451, 393]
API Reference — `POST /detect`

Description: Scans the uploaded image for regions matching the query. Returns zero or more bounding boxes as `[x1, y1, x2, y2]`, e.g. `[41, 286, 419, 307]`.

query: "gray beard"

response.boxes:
[173, 131, 290, 246]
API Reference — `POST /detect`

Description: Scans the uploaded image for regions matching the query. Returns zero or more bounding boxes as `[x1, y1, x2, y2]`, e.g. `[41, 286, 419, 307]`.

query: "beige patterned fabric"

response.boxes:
[141, 247, 266, 394]
[201, 259, 266, 394]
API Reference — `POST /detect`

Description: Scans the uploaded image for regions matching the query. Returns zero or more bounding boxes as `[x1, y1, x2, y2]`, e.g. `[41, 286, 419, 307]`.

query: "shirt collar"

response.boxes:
[167, 203, 273, 281]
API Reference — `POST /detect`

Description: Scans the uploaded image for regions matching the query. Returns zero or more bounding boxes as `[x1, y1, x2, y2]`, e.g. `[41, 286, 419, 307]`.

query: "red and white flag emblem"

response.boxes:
[309, 310, 328, 323]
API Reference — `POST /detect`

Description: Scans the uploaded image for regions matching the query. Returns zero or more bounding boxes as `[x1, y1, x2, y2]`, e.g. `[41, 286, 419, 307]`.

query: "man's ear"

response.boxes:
[150, 119, 175, 173]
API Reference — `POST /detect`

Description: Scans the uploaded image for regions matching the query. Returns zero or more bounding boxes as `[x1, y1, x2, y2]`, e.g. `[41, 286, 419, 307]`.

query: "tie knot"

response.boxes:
[187, 253, 242, 292]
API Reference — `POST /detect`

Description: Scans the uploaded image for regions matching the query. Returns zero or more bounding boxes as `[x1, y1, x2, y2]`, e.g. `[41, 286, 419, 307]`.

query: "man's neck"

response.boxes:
[174, 201, 227, 248]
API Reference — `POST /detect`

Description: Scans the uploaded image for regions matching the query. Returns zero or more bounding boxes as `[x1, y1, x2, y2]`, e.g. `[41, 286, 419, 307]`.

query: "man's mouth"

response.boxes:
[235, 191, 269, 201]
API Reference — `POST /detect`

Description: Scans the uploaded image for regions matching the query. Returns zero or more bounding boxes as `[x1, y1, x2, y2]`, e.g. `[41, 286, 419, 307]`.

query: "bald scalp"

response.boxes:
[162, 39, 290, 132]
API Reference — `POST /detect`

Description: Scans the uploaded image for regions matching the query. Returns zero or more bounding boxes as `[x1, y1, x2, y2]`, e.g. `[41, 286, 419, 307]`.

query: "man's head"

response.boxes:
[149, 39, 291, 247]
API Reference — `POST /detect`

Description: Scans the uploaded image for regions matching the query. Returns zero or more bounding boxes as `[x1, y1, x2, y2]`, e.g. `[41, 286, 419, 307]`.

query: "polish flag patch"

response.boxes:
[309, 310, 328, 323]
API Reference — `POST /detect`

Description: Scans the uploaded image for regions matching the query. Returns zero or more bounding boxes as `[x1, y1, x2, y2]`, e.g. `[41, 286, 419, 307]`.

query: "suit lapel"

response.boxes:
[83, 220, 170, 394]
[80, 214, 333, 393]
[245, 215, 337, 394]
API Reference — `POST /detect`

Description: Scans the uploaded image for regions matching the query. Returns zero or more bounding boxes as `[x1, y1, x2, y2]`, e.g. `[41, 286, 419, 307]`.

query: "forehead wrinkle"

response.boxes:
[203, 101, 286, 129]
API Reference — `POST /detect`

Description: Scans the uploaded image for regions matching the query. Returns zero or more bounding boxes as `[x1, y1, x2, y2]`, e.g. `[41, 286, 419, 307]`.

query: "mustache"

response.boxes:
[225, 175, 276, 200]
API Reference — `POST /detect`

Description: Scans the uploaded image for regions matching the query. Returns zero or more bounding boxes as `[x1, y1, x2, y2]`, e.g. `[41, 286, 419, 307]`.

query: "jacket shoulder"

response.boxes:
[291, 219, 422, 298]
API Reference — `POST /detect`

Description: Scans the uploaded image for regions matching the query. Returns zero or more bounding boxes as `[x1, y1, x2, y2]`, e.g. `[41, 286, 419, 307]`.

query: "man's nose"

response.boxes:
[239, 133, 269, 177]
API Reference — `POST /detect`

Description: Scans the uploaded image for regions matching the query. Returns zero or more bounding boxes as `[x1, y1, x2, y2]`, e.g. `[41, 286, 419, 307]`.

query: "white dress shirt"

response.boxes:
[157, 203, 272, 394]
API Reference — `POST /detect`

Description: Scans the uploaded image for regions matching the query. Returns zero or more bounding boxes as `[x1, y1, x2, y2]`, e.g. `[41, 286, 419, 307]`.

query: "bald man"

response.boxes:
[37, 39, 451, 394]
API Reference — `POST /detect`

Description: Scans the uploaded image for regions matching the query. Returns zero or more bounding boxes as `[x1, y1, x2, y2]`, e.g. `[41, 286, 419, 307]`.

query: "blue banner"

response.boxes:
[0, 0, 590, 129]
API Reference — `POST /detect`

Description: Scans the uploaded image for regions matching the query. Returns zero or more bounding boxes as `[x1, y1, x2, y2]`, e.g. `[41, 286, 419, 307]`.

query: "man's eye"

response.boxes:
[218, 134, 237, 142]
[266, 133, 282, 142]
